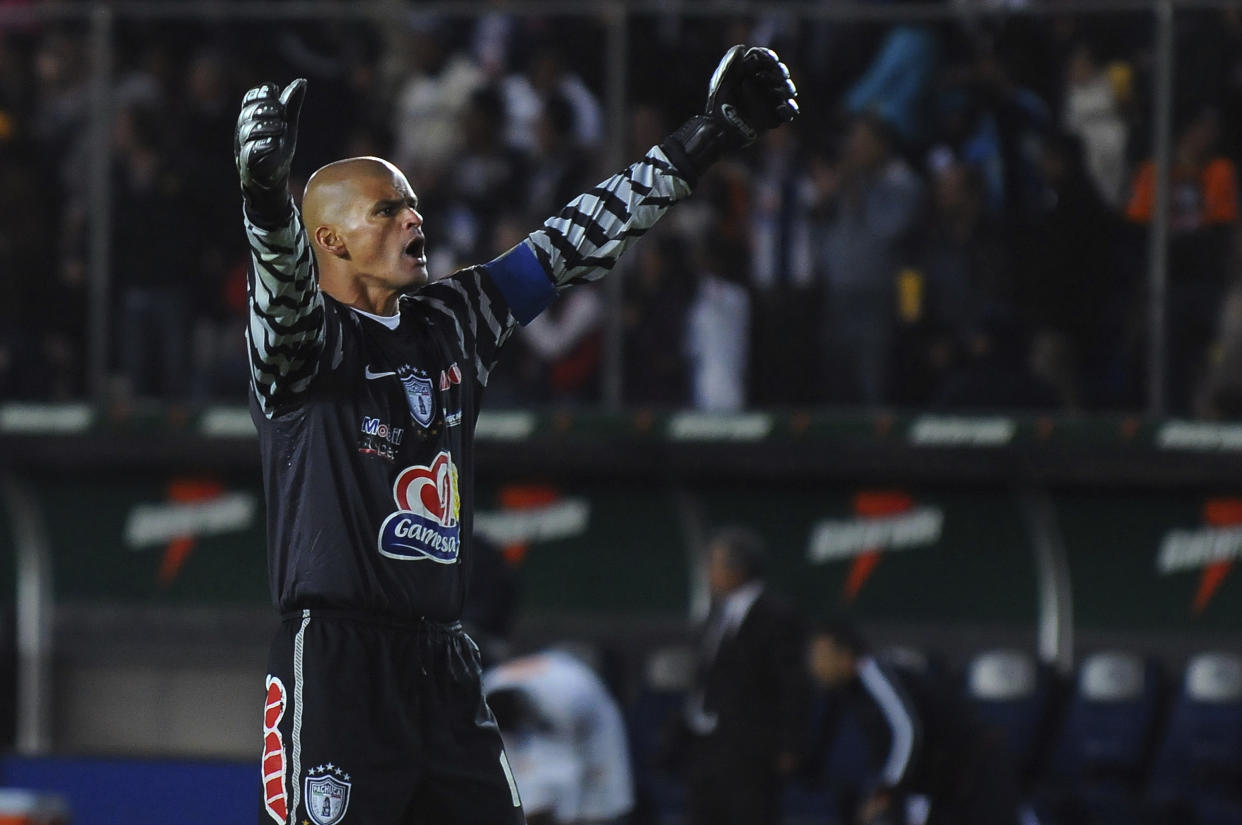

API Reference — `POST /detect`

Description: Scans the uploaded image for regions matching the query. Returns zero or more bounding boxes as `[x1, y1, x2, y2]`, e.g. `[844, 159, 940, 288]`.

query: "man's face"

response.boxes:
[339, 168, 428, 291]
[808, 635, 855, 688]
[707, 542, 744, 597]
[845, 119, 885, 172]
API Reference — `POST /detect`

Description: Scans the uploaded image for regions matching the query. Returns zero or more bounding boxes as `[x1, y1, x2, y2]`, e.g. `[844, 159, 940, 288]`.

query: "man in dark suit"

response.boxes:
[807, 620, 1023, 825]
[682, 527, 809, 825]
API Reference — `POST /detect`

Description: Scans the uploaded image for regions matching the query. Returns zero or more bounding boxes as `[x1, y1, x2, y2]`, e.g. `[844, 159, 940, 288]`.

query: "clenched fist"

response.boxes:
[662, 45, 799, 184]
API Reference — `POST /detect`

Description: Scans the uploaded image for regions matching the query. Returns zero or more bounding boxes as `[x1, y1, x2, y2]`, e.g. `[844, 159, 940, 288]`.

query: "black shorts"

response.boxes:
[259, 609, 526, 825]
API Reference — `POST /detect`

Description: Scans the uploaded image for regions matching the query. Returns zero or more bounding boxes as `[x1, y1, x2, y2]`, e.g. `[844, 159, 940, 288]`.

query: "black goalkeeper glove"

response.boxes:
[662, 45, 799, 186]
[234, 78, 307, 226]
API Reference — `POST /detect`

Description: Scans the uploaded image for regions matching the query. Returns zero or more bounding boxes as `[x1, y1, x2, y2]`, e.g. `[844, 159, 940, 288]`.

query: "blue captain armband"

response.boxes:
[484, 242, 557, 325]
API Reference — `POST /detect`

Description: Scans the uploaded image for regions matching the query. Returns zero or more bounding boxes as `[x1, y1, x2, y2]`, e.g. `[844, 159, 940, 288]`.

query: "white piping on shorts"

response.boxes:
[289, 609, 311, 825]
[499, 750, 521, 808]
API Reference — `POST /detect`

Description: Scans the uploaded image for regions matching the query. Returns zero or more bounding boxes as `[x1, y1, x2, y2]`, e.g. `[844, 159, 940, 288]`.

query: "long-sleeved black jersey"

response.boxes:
[245, 146, 691, 620]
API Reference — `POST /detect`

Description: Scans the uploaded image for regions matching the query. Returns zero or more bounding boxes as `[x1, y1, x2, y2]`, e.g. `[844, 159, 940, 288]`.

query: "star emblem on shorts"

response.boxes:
[310, 762, 350, 780]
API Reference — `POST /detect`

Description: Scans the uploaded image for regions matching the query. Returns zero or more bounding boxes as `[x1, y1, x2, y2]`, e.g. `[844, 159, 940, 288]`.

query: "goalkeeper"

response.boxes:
[237, 45, 796, 825]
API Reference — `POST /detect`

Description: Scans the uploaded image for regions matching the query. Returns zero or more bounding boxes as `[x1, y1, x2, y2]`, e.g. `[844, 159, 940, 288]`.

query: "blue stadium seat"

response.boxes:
[1149, 652, 1242, 825]
[627, 646, 694, 823]
[963, 649, 1051, 783]
[1038, 651, 1162, 825]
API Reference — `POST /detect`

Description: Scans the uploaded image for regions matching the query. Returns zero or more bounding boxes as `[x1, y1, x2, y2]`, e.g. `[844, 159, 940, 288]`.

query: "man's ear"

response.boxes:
[313, 225, 349, 259]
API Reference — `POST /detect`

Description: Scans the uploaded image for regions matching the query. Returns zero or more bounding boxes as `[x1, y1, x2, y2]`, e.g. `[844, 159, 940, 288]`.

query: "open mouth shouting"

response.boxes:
[404, 235, 427, 266]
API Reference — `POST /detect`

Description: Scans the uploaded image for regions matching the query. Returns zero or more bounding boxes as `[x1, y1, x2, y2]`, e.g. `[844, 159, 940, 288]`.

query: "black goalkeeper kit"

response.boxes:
[236, 41, 797, 825]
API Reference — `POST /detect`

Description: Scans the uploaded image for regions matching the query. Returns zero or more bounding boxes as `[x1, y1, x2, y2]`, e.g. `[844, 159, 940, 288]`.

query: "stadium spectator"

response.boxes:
[520, 284, 606, 405]
[895, 155, 1013, 405]
[390, 16, 484, 196]
[623, 234, 693, 407]
[0, 156, 56, 397]
[111, 104, 193, 400]
[685, 238, 751, 411]
[112, 40, 169, 112]
[484, 649, 635, 825]
[1173, 8, 1242, 169]
[525, 91, 597, 222]
[7, 6, 1242, 417]
[675, 527, 808, 825]
[178, 49, 238, 244]
[482, 214, 607, 407]
[188, 259, 250, 403]
[806, 620, 1023, 825]
[930, 311, 1061, 411]
[0, 31, 73, 399]
[440, 83, 529, 265]
[626, 102, 668, 163]
[1126, 105, 1240, 413]
[934, 50, 1052, 220]
[176, 50, 252, 402]
[30, 28, 90, 196]
[842, 8, 942, 148]
[29, 28, 91, 397]
[502, 43, 603, 156]
[1061, 39, 1130, 207]
[814, 112, 925, 405]
[270, 13, 383, 173]
[1202, 265, 1242, 418]
[1015, 132, 1126, 410]
[480, 216, 605, 407]
[747, 126, 820, 405]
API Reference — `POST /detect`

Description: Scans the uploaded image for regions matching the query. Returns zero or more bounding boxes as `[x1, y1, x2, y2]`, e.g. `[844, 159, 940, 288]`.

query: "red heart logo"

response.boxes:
[393, 452, 454, 526]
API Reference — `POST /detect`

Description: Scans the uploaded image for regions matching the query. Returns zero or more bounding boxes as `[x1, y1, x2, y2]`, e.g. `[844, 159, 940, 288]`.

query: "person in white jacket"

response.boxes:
[485, 649, 634, 825]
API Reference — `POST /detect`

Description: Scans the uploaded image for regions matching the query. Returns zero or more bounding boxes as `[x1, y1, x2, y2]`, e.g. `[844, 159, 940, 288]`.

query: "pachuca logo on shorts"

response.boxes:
[304, 764, 351, 825]
[378, 450, 461, 563]
[397, 364, 436, 428]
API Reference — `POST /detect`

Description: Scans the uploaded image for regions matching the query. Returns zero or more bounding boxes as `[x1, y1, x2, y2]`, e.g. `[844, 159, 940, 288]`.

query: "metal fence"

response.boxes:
[0, 0, 1221, 413]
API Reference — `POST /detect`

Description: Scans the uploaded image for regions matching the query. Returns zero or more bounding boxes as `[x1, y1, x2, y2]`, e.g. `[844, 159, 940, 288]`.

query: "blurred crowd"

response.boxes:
[3, 1, 1242, 415]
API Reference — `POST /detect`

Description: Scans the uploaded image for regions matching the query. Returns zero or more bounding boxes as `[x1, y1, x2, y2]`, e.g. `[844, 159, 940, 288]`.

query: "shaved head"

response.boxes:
[303, 156, 408, 231]
[300, 155, 428, 313]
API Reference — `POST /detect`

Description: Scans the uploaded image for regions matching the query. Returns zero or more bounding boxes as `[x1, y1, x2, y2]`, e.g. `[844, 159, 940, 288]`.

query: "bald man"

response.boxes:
[236, 48, 797, 825]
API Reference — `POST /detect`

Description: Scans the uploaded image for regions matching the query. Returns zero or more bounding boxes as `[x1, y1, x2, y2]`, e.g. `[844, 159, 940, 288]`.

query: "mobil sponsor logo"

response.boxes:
[807, 490, 944, 604]
[361, 416, 404, 445]
[1157, 498, 1242, 615]
[378, 451, 461, 563]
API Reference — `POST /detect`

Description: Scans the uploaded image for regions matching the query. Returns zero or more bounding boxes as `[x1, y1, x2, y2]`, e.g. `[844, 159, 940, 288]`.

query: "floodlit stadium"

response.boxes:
[1, 1, 1241, 824]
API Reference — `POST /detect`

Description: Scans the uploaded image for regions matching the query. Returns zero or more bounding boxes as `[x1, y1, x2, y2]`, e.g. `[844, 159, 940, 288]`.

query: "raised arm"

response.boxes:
[484, 45, 799, 325]
[234, 79, 325, 416]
